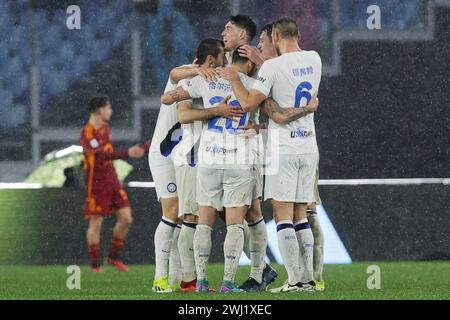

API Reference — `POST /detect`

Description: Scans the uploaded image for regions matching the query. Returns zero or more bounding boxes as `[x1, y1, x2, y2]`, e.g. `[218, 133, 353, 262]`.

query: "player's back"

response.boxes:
[262, 50, 322, 155]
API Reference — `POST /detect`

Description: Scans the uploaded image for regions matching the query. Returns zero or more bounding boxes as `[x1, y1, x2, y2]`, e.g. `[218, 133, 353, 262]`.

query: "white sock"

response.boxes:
[308, 210, 324, 282]
[193, 224, 212, 281]
[295, 218, 315, 283]
[168, 224, 182, 286]
[248, 218, 267, 283]
[223, 224, 244, 283]
[277, 220, 301, 285]
[154, 217, 177, 280]
[178, 222, 197, 282]
[242, 220, 251, 260]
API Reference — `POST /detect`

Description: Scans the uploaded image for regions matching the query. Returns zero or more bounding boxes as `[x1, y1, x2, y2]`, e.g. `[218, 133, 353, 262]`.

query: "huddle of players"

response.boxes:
[149, 14, 325, 293]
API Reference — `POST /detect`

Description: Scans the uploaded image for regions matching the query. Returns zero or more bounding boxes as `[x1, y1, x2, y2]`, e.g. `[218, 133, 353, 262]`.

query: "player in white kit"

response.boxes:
[225, 17, 322, 292]
[150, 57, 225, 292]
[221, 15, 279, 292]
[160, 39, 244, 292]
[162, 50, 258, 292]
[245, 22, 326, 291]
[148, 74, 183, 293]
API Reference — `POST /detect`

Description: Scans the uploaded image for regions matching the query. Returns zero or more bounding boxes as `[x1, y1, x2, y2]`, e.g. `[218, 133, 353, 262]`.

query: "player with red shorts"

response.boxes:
[80, 95, 148, 273]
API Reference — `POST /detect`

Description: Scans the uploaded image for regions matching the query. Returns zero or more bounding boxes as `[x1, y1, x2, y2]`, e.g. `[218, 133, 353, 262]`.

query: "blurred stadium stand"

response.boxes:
[0, 0, 448, 183]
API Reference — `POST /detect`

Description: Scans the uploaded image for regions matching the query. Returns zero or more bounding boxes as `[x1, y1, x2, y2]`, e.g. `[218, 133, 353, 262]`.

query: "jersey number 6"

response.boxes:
[294, 81, 313, 108]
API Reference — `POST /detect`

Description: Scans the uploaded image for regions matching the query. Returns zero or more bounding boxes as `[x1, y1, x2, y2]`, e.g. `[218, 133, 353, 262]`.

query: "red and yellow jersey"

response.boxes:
[80, 123, 127, 196]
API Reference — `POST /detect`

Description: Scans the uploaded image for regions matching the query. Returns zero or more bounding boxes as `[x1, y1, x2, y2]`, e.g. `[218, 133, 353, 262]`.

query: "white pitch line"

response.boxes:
[124, 178, 450, 188]
[317, 178, 450, 186]
[0, 183, 44, 189]
[0, 178, 448, 189]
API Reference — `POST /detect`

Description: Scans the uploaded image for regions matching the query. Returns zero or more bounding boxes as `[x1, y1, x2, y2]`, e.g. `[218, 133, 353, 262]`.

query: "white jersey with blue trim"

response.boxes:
[181, 73, 256, 169]
[171, 91, 203, 167]
[149, 76, 179, 156]
[253, 50, 322, 155]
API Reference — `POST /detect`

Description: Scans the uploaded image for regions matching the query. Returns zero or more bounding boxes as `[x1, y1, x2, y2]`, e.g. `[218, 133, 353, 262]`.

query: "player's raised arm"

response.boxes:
[261, 93, 319, 125]
[169, 65, 220, 84]
[219, 67, 267, 112]
[238, 45, 265, 70]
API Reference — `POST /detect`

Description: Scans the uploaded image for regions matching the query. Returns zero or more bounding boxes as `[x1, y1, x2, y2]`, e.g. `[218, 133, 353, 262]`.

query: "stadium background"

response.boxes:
[0, 0, 449, 267]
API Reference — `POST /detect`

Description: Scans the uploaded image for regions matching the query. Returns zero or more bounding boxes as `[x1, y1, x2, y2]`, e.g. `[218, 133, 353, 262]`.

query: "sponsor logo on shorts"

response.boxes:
[206, 144, 238, 155]
[167, 183, 177, 193]
[290, 129, 314, 139]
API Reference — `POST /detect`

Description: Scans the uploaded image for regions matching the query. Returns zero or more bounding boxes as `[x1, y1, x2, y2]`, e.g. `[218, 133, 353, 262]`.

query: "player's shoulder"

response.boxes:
[102, 123, 111, 132]
[302, 50, 322, 62]
[81, 123, 94, 139]
[261, 56, 280, 68]
[185, 74, 206, 87]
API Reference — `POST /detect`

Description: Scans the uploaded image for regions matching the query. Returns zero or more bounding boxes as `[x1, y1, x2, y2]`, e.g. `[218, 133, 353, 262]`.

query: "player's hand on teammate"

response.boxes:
[216, 67, 238, 82]
[214, 95, 245, 120]
[196, 66, 220, 82]
[237, 119, 260, 137]
[128, 145, 145, 158]
[305, 92, 319, 113]
[238, 45, 264, 68]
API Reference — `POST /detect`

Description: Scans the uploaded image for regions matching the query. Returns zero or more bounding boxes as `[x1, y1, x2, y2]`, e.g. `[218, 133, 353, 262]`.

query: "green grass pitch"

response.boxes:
[1, 262, 449, 300]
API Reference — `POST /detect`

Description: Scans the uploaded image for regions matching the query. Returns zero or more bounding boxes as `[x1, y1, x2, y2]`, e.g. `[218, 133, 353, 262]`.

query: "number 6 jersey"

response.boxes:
[253, 50, 322, 155]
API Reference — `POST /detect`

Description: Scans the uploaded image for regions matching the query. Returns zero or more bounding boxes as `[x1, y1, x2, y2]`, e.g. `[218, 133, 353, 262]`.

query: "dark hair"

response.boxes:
[88, 95, 111, 113]
[272, 16, 299, 38]
[232, 45, 250, 65]
[261, 23, 273, 40]
[196, 38, 224, 65]
[229, 15, 257, 41]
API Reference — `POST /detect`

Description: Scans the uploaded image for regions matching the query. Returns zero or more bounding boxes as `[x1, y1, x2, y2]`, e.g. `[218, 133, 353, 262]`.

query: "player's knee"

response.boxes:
[183, 214, 198, 223]
[246, 205, 262, 223]
[117, 208, 133, 226]
[122, 213, 133, 226]
[161, 198, 179, 220]
[125, 215, 133, 226]
[89, 216, 102, 225]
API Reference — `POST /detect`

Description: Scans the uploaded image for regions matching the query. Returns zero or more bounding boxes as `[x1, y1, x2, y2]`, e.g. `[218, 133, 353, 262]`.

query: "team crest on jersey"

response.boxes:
[89, 139, 99, 148]
[167, 183, 177, 193]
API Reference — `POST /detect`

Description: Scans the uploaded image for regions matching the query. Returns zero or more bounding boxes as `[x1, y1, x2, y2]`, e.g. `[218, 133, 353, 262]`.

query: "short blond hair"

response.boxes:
[272, 17, 298, 39]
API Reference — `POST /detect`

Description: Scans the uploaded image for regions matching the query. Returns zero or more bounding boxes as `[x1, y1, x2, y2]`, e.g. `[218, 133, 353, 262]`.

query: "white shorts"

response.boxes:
[148, 151, 177, 200]
[197, 166, 253, 211]
[264, 153, 318, 203]
[175, 165, 199, 217]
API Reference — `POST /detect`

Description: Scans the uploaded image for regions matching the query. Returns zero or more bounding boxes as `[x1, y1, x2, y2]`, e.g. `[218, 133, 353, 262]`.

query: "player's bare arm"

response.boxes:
[169, 65, 220, 83]
[177, 95, 245, 124]
[262, 92, 319, 125]
[160, 86, 191, 105]
[127, 145, 146, 158]
[87, 144, 145, 161]
[219, 67, 267, 112]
